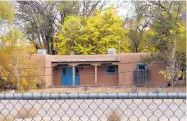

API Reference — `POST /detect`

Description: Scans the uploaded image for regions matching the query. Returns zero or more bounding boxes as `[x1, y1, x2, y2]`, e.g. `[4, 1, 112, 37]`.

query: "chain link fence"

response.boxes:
[0, 93, 186, 121]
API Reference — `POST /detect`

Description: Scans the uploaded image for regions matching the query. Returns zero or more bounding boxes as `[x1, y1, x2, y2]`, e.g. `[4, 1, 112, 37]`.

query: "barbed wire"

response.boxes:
[0, 61, 166, 70]
[0, 68, 169, 78]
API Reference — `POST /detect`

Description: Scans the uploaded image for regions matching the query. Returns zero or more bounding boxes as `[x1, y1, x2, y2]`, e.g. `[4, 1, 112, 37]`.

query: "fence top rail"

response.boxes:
[0, 93, 186, 100]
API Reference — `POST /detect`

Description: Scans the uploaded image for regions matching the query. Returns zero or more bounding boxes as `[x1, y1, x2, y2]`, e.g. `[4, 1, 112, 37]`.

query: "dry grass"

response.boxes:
[0, 115, 13, 121]
[0, 82, 185, 94]
[22, 85, 186, 94]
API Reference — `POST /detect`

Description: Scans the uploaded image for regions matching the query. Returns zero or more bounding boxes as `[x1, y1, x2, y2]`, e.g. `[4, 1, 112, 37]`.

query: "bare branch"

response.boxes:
[149, 1, 172, 18]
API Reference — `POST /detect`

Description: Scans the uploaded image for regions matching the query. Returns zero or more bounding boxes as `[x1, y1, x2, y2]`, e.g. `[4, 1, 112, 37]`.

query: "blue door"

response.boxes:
[62, 67, 72, 86]
[75, 67, 80, 85]
[62, 67, 80, 86]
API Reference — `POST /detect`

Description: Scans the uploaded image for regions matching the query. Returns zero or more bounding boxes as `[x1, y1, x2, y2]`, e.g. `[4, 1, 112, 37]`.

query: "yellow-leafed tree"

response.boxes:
[0, 29, 42, 90]
[54, 7, 128, 55]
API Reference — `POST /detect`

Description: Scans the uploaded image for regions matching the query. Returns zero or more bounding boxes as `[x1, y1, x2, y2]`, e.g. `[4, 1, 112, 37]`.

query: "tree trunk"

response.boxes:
[171, 32, 177, 89]
[134, 44, 138, 53]
[16, 54, 20, 91]
[46, 34, 51, 54]
[135, 47, 138, 53]
[50, 35, 55, 55]
[184, 71, 186, 82]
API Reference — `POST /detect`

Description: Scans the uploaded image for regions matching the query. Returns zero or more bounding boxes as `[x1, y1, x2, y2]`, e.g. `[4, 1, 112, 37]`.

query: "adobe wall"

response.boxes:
[149, 63, 167, 86]
[97, 66, 118, 85]
[50, 66, 95, 86]
[30, 54, 46, 87]
[118, 53, 144, 85]
[80, 66, 95, 85]
[31, 53, 167, 87]
[53, 69, 62, 86]
[118, 63, 136, 85]
[45, 55, 53, 87]
[30, 54, 53, 87]
[80, 66, 118, 86]
[118, 53, 167, 86]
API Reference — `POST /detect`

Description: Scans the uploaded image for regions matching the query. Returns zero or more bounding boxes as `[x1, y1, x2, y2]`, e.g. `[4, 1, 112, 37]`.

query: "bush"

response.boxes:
[36, 83, 41, 89]
[0, 38, 43, 90]
[140, 52, 165, 64]
[0, 77, 8, 89]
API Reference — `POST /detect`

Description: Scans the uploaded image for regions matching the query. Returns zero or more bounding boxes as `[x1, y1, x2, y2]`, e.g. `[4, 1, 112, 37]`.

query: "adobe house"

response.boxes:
[31, 52, 167, 87]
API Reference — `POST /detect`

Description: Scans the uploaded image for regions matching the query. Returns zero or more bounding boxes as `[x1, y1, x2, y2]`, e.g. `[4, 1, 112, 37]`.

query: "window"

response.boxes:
[62, 68, 66, 75]
[75, 67, 79, 75]
[136, 64, 148, 70]
[106, 65, 117, 74]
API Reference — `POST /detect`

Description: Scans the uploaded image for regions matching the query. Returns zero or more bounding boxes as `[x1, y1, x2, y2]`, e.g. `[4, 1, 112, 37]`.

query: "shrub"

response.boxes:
[0, 77, 8, 89]
[0, 32, 43, 90]
[36, 83, 41, 89]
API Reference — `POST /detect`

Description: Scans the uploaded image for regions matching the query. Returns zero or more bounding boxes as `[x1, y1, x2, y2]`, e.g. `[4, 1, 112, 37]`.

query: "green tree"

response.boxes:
[16, 1, 58, 54]
[143, 1, 186, 85]
[57, 1, 80, 23]
[54, 7, 127, 55]
[125, 1, 154, 52]
[16, 1, 109, 54]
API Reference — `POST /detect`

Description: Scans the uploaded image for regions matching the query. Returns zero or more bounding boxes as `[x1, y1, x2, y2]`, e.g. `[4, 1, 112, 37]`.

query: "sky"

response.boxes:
[104, 0, 134, 19]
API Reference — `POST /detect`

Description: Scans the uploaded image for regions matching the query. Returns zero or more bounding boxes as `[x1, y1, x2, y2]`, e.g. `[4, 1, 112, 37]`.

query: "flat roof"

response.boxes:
[51, 54, 119, 63]
[51, 60, 119, 63]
